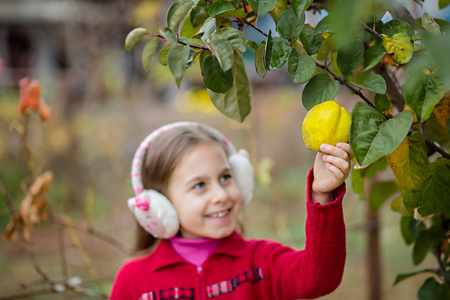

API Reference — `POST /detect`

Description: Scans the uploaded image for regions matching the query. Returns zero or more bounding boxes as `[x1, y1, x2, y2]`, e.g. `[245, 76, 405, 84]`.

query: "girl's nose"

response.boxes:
[211, 184, 228, 204]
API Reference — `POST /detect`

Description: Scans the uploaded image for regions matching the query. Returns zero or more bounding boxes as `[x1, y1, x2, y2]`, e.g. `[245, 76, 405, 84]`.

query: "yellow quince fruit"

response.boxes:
[302, 101, 351, 152]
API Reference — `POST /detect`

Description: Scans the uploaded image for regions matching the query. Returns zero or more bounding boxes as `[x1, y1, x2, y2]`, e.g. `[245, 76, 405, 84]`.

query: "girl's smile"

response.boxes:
[166, 141, 242, 239]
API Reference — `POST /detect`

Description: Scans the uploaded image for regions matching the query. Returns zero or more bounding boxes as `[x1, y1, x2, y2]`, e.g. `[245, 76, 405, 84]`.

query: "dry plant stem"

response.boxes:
[21, 114, 36, 180]
[49, 215, 134, 255]
[58, 227, 68, 280]
[0, 289, 54, 300]
[0, 181, 16, 214]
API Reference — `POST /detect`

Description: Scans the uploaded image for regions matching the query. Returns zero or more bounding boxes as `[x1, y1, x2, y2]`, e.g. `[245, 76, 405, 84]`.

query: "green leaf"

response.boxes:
[276, 9, 304, 42]
[168, 43, 190, 80]
[287, 50, 316, 84]
[167, 0, 194, 32]
[404, 68, 446, 122]
[417, 159, 450, 216]
[422, 12, 442, 36]
[142, 38, 160, 73]
[213, 27, 247, 53]
[369, 181, 398, 211]
[302, 74, 339, 110]
[362, 45, 386, 72]
[208, 39, 234, 71]
[160, 27, 178, 46]
[400, 216, 416, 245]
[212, 8, 247, 19]
[268, 37, 291, 70]
[349, 102, 414, 166]
[337, 39, 364, 75]
[316, 35, 337, 62]
[351, 74, 387, 94]
[247, 40, 259, 54]
[374, 94, 390, 112]
[125, 28, 148, 52]
[255, 44, 267, 78]
[269, 0, 288, 23]
[199, 18, 217, 42]
[394, 269, 436, 285]
[418, 277, 447, 300]
[208, 0, 233, 18]
[385, 132, 428, 192]
[300, 25, 323, 55]
[201, 54, 233, 93]
[208, 52, 251, 122]
[246, 0, 277, 18]
[391, 196, 410, 216]
[314, 15, 334, 36]
[181, 12, 202, 38]
[382, 19, 415, 37]
[413, 232, 432, 265]
[439, 0, 450, 9]
[291, 0, 313, 17]
[265, 30, 273, 71]
[382, 32, 413, 64]
[351, 168, 366, 201]
[158, 43, 172, 66]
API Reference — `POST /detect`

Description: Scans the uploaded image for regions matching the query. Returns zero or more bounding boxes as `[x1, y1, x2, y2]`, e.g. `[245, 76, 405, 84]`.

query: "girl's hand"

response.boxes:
[312, 143, 353, 204]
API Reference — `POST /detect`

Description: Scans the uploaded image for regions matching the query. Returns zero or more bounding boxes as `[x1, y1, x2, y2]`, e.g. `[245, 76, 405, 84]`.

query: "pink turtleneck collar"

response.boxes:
[169, 236, 225, 267]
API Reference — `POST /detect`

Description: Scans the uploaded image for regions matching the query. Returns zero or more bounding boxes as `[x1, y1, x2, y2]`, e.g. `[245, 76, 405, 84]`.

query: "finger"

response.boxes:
[336, 143, 354, 160]
[320, 144, 350, 162]
[326, 162, 345, 180]
[323, 154, 351, 174]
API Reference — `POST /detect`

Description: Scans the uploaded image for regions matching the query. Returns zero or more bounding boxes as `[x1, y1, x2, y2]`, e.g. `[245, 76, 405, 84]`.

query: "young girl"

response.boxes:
[111, 121, 353, 300]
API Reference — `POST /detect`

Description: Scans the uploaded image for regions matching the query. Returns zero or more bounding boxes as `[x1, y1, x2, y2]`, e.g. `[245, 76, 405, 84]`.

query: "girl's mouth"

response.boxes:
[206, 208, 231, 218]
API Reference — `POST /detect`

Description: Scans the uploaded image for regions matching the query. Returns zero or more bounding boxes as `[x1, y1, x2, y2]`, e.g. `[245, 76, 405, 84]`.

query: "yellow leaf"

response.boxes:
[432, 91, 450, 132]
[386, 133, 428, 192]
[382, 33, 413, 64]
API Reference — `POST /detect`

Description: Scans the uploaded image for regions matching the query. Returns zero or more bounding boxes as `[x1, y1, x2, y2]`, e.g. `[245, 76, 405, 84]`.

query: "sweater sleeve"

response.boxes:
[257, 168, 346, 300]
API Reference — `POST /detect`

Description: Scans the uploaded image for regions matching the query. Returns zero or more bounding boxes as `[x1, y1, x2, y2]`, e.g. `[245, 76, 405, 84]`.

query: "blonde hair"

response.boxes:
[134, 125, 229, 251]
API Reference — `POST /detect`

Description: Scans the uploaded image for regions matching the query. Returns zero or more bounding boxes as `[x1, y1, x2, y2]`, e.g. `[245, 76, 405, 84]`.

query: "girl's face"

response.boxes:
[166, 141, 242, 239]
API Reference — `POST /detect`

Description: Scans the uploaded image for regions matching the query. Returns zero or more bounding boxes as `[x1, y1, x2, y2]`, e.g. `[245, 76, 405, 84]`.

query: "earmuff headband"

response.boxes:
[131, 122, 237, 196]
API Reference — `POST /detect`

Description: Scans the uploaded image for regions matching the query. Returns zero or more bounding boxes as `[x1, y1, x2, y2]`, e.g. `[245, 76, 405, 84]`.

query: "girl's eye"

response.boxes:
[220, 174, 232, 182]
[193, 182, 205, 190]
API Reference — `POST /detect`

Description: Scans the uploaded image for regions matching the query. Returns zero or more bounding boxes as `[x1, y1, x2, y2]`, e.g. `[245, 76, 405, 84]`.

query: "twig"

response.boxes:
[0, 181, 16, 215]
[420, 123, 450, 159]
[58, 227, 68, 280]
[360, 21, 383, 41]
[148, 34, 209, 51]
[314, 61, 379, 110]
[48, 215, 134, 255]
[236, 18, 268, 37]
[434, 247, 450, 287]
[20, 114, 36, 180]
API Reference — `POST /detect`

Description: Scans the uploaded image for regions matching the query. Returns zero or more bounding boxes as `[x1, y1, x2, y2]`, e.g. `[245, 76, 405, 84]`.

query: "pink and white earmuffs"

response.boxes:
[127, 122, 254, 239]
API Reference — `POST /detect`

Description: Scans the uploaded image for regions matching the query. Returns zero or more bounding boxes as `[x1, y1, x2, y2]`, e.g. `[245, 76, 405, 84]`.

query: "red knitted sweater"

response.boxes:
[110, 169, 346, 300]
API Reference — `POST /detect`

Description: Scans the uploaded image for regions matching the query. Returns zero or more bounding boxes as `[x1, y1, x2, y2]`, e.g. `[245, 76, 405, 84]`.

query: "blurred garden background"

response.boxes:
[0, 0, 448, 299]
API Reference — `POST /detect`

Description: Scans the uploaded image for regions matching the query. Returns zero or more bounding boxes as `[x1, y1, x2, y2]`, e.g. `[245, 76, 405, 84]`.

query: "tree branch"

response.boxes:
[314, 61, 379, 110]
[0, 181, 16, 215]
[420, 123, 450, 159]
[236, 18, 268, 37]
[360, 21, 383, 41]
[48, 215, 134, 255]
[149, 34, 209, 51]
[434, 247, 450, 287]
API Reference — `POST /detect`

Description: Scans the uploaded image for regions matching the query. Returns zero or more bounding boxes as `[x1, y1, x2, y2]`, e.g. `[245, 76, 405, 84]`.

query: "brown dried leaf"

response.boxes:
[3, 171, 53, 242]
